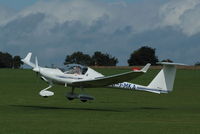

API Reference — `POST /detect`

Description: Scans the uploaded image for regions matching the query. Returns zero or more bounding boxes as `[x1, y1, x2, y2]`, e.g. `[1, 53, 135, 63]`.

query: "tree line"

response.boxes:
[64, 46, 171, 66]
[0, 46, 173, 68]
[0, 52, 23, 68]
[64, 51, 118, 66]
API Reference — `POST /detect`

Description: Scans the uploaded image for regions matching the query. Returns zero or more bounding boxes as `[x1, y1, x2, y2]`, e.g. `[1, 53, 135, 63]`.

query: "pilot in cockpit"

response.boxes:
[73, 66, 81, 75]
[62, 64, 88, 75]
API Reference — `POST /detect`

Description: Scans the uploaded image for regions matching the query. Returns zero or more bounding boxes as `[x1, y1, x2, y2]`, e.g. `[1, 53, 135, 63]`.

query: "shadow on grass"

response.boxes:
[9, 105, 122, 112]
[137, 107, 167, 110]
[9, 105, 167, 112]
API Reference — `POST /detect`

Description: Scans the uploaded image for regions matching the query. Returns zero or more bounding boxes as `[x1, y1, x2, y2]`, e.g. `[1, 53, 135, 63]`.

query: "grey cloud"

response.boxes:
[0, 0, 200, 66]
[159, 0, 200, 36]
[0, 6, 15, 25]
[180, 4, 200, 36]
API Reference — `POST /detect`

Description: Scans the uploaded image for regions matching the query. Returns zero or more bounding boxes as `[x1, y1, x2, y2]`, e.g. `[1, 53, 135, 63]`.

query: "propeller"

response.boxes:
[32, 56, 41, 90]
[32, 56, 54, 97]
[33, 56, 40, 73]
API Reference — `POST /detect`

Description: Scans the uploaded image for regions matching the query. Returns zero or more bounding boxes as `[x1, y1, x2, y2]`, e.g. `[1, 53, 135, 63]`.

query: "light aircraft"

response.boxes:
[22, 52, 184, 102]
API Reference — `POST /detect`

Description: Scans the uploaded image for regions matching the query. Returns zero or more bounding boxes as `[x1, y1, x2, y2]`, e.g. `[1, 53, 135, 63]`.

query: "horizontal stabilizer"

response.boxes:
[157, 62, 187, 66]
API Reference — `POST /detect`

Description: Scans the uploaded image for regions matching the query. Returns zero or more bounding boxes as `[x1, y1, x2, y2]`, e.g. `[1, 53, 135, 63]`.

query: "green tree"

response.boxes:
[0, 52, 13, 68]
[64, 51, 92, 66]
[128, 46, 159, 66]
[195, 62, 200, 66]
[13, 56, 23, 69]
[91, 51, 118, 66]
[161, 59, 173, 63]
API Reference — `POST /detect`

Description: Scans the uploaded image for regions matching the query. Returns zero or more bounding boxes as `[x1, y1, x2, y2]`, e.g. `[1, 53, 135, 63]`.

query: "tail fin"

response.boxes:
[147, 62, 186, 92]
[21, 52, 35, 68]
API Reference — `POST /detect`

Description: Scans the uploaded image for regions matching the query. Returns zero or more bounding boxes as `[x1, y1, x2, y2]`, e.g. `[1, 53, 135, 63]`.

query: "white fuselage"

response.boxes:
[39, 67, 168, 94]
[39, 67, 104, 86]
[21, 52, 179, 99]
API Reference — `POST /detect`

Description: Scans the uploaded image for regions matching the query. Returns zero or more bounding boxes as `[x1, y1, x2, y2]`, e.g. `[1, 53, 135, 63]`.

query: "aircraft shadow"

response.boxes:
[9, 104, 122, 112]
[134, 107, 167, 110]
[9, 105, 166, 112]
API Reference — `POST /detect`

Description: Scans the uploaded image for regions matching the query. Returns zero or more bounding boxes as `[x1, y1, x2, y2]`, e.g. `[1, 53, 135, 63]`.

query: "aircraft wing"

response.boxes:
[72, 63, 151, 87]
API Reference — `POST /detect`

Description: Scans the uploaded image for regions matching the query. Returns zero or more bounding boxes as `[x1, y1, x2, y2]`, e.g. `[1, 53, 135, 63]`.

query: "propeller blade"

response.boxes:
[33, 56, 40, 72]
[35, 56, 38, 68]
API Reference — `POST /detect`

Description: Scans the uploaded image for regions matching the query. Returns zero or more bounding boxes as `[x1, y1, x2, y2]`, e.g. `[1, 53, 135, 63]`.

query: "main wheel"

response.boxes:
[67, 97, 74, 101]
[80, 99, 87, 102]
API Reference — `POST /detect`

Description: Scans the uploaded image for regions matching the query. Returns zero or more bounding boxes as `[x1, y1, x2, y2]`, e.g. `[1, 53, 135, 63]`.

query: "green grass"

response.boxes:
[0, 68, 200, 134]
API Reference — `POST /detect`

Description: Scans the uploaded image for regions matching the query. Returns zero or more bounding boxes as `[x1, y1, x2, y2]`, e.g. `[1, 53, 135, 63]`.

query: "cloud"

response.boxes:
[159, 0, 200, 36]
[0, 6, 15, 25]
[180, 4, 200, 36]
[0, 0, 200, 66]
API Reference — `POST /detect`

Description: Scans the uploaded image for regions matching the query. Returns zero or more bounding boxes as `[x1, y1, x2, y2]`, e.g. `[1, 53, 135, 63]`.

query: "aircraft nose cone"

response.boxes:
[33, 67, 40, 72]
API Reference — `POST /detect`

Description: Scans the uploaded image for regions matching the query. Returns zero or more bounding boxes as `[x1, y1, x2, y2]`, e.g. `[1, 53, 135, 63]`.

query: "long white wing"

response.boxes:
[72, 63, 151, 87]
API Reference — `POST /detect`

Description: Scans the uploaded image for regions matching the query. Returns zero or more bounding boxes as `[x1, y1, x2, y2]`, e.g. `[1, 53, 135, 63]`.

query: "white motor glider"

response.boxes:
[22, 52, 184, 102]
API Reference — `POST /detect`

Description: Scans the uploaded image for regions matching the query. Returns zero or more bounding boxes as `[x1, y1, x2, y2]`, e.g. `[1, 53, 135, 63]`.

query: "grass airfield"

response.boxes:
[0, 68, 200, 134]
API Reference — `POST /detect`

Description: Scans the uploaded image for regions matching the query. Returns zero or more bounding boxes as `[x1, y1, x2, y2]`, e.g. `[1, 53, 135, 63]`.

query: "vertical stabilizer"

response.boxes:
[147, 62, 185, 92]
[21, 52, 35, 68]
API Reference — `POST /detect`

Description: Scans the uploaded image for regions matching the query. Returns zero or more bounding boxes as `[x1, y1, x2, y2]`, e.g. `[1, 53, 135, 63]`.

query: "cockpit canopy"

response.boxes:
[59, 64, 88, 75]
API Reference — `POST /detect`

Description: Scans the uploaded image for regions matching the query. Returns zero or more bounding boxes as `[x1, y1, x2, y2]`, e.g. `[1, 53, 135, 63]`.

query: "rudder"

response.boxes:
[147, 62, 185, 92]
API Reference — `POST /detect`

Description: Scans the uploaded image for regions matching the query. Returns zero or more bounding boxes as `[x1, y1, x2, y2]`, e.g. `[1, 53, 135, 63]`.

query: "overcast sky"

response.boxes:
[0, 0, 200, 66]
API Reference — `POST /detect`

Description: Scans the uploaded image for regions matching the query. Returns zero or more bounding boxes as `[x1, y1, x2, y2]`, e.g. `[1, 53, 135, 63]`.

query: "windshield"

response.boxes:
[59, 64, 88, 75]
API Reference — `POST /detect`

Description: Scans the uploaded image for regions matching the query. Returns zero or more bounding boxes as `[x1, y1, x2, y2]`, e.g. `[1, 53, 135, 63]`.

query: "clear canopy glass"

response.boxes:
[59, 64, 88, 75]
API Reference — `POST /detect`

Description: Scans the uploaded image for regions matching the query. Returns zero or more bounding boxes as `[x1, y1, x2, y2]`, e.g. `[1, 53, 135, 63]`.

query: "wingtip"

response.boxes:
[141, 63, 151, 73]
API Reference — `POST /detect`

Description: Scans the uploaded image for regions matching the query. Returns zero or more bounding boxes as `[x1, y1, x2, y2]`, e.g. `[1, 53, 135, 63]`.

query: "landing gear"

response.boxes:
[66, 87, 76, 101]
[65, 87, 95, 102]
[81, 99, 87, 102]
[39, 84, 54, 97]
[79, 94, 95, 102]
[67, 96, 74, 101]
